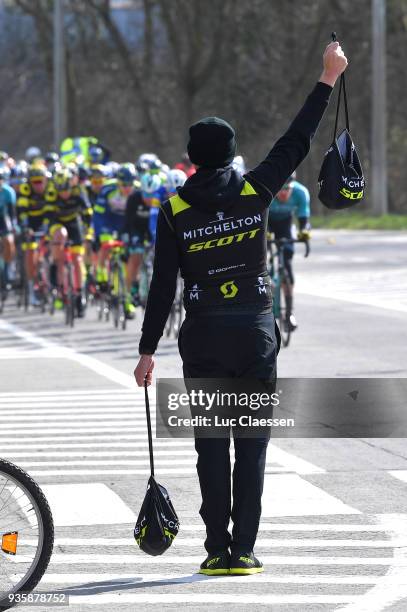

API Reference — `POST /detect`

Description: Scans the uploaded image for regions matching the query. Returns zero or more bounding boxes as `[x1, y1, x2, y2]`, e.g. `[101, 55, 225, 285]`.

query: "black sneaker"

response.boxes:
[229, 551, 264, 575]
[198, 550, 230, 575]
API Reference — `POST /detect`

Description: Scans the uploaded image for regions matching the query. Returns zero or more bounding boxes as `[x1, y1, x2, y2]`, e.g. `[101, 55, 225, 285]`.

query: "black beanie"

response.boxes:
[187, 116, 236, 168]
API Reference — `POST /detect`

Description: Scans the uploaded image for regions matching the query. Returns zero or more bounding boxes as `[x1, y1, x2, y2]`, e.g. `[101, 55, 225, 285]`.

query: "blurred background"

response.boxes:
[0, 0, 406, 217]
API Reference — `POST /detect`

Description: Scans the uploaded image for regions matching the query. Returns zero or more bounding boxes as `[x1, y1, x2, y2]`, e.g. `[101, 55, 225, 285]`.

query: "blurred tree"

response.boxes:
[1, 0, 406, 212]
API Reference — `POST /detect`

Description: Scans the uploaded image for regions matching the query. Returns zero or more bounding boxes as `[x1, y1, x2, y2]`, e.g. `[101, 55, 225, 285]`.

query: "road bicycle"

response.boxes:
[0, 458, 54, 611]
[268, 237, 310, 348]
[106, 240, 127, 330]
[15, 231, 51, 314]
[95, 240, 127, 329]
[0, 248, 7, 315]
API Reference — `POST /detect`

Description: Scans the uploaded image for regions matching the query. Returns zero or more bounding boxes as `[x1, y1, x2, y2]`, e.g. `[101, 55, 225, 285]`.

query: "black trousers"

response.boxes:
[178, 309, 280, 554]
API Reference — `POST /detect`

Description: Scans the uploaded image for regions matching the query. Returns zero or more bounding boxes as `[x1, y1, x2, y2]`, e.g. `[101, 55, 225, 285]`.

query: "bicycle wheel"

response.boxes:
[64, 263, 75, 328]
[0, 459, 54, 611]
[0, 261, 6, 314]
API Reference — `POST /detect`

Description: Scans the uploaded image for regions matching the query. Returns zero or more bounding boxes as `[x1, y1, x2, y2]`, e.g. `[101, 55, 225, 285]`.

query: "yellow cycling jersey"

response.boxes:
[17, 181, 57, 222]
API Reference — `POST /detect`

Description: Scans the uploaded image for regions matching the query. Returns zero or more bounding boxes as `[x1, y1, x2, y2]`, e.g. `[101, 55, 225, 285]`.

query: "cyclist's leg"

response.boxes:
[126, 236, 144, 305]
[49, 224, 68, 309]
[23, 219, 42, 305]
[96, 231, 112, 290]
[66, 219, 86, 317]
[274, 218, 296, 324]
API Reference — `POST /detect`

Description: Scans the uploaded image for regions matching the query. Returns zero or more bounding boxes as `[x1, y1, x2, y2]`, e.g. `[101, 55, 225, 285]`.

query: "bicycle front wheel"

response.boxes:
[0, 459, 54, 611]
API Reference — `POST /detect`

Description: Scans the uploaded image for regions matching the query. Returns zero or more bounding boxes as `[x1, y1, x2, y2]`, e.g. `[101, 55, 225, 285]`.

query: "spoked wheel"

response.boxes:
[0, 267, 6, 314]
[0, 459, 54, 611]
[65, 290, 75, 328]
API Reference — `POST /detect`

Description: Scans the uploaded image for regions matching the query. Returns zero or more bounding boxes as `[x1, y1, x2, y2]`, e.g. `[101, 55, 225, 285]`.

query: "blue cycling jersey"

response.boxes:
[268, 180, 310, 222]
[0, 183, 16, 219]
[93, 180, 129, 238]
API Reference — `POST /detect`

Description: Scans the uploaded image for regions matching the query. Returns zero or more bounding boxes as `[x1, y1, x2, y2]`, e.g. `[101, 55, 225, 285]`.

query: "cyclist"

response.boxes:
[88, 164, 109, 206]
[121, 169, 155, 306]
[25, 147, 42, 164]
[93, 163, 139, 317]
[44, 152, 60, 175]
[268, 171, 311, 330]
[0, 167, 17, 289]
[165, 169, 187, 198]
[17, 164, 56, 306]
[48, 168, 92, 317]
[140, 173, 166, 244]
[9, 163, 28, 196]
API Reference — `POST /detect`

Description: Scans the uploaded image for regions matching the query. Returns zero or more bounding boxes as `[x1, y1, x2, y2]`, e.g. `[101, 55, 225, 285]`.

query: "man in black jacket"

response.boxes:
[135, 41, 348, 575]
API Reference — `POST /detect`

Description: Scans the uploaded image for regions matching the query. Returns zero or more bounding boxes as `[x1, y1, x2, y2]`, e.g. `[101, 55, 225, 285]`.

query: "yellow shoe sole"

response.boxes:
[198, 568, 230, 575]
[229, 566, 264, 575]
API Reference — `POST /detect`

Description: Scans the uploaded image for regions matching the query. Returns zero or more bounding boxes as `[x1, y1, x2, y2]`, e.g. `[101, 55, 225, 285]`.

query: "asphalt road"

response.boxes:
[0, 229, 407, 612]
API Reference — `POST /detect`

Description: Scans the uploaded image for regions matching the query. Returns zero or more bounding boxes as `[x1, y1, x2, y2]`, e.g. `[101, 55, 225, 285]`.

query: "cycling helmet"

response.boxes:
[0, 151, 8, 163]
[66, 161, 79, 176]
[140, 172, 162, 195]
[117, 163, 137, 185]
[89, 164, 107, 179]
[88, 145, 104, 164]
[166, 169, 187, 194]
[9, 163, 27, 185]
[25, 146, 42, 162]
[28, 164, 50, 181]
[45, 151, 59, 164]
[137, 153, 161, 173]
[0, 166, 10, 180]
[106, 161, 119, 178]
[53, 168, 74, 191]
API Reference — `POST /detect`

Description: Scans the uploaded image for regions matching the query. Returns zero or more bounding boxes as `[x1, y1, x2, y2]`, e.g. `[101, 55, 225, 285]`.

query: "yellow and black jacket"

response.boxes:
[47, 186, 92, 230]
[17, 182, 57, 225]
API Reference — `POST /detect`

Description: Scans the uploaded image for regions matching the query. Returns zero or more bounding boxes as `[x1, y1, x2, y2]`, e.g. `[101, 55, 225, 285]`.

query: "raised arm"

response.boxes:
[246, 41, 348, 203]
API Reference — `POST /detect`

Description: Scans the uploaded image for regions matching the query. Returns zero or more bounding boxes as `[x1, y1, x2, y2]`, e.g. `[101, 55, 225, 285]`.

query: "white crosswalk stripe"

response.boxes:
[1, 389, 406, 610]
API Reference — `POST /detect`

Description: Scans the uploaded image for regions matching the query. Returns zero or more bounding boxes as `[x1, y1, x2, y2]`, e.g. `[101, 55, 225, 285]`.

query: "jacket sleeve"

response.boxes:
[138, 206, 180, 354]
[245, 82, 333, 203]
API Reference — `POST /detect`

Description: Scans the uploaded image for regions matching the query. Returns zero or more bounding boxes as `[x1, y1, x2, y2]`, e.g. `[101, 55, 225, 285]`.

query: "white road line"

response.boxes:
[17, 459, 197, 467]
[51, 594, 361, 605]
[267, 445, 325, 475]
[27, 468, 203, 476]
[141, 523, 389, 533]
[0, 390, 140, 397]
[262, 474, 360, 516]
[0, 428, 153, 435]
[337, 513, 407, 612]
[0, 408, 143, 416]
[40, 483, 135, 526]
[0, 319, 136, 388]
[0, 440, 194, 448]
[0, 400, 144, 409]
[0, 450, 197, 458]
[37, 573, 400, 585]
[389, 471, 407, 484]
[37, 555, 407, 565]
[21, 538, 397, 548]
[0, 414, 150, 422]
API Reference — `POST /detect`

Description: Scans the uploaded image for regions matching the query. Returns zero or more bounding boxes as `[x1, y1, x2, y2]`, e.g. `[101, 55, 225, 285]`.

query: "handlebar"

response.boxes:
[269, 238, 310, 258]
